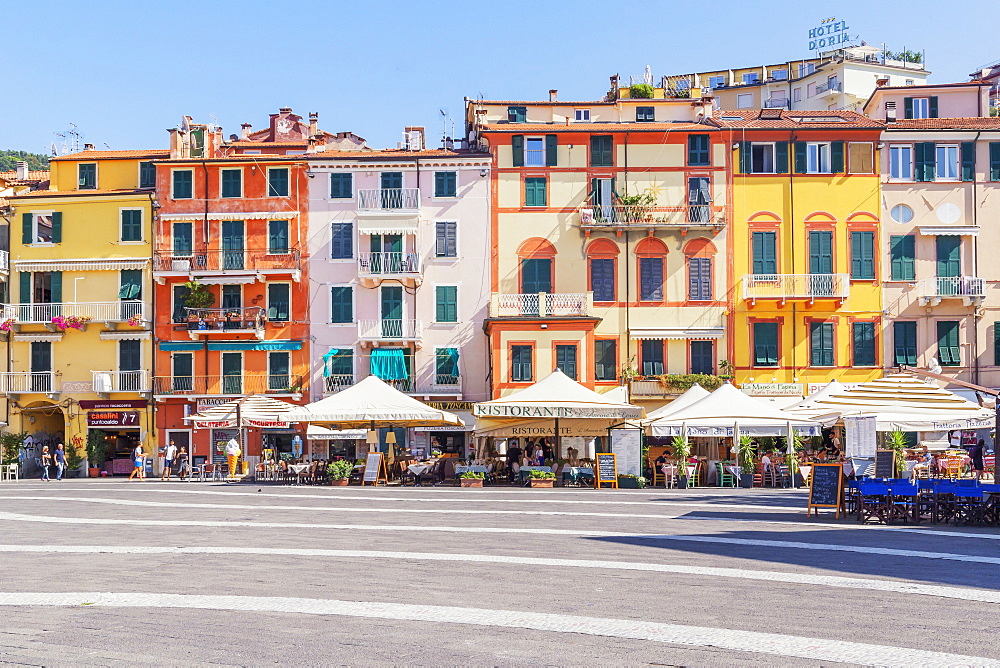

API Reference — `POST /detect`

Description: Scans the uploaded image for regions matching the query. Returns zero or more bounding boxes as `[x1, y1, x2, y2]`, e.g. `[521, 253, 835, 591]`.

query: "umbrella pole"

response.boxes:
[554, 417, 560, 463]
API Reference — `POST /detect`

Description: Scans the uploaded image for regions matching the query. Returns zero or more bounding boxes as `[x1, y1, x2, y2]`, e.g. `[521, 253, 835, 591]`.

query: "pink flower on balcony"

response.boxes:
[0, 318, 15, 331]
[50, 315, 93, 331]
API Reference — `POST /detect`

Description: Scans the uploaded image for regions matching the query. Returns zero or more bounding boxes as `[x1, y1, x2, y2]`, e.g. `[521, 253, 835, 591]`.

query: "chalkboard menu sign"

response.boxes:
[807, 463, 844, 518]
[874, 449, 895, 479]
[363, 452, 386, 485]
[595, 453, 618, 489]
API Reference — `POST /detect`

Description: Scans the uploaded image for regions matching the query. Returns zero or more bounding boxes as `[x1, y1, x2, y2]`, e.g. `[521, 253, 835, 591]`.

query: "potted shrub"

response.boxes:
[672, 435, 691, 488]
[885, 429, 908, 475]
[629, 83, 654, 99]
[617, 474, 646, 489]
[528, 469, 556, 488]
[183, 281, 216, 309]
[0, 431, 26, 473]
[459, 471, 485, 488]
[327, 459, 354, 486]
[65, 442, 85, 478]
[86, 430, 108, 477]
[737, 434, 756, 488]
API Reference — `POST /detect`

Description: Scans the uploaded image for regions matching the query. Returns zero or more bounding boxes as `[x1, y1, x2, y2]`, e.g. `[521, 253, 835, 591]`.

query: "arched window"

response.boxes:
[586, 238, 619, 302]
[635, 237, 668, 302]
[517, 238, 556, 294]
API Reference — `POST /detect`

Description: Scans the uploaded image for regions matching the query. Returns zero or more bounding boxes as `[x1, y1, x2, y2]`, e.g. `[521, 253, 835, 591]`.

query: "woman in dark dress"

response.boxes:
[970, 439, 986, 480]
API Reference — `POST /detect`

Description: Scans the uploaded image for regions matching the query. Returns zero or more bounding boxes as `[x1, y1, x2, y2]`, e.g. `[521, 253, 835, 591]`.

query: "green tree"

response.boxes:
[0, 150, 50, 173]
[0, 431, 28, 466]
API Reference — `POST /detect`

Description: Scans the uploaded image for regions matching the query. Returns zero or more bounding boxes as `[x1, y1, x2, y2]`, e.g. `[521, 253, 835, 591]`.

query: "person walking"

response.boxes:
[176, 446, 190, 481]
[128, 443, 145, 481]
[162, 440, 178, 481]
[40, 445, 52, 481]
[54, 443, 66, 481]
[970, 439, 986, 481]
[225, 438, 242, 479]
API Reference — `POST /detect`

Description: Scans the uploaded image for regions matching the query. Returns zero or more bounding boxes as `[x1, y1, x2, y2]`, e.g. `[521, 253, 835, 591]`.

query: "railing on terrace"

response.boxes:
[628, 378, 685, 398]
[0, 371, 56, 394]
[92, 370, 150, 393]
[153, 249, 301, 273]
[358, 252, 421, 275]
[764, 99, 789, 108]
[153, 374, 303, 396]
[489, 293, 593, 318]
[578, 205, 720, 227]
[324, 374, 355, 393]
[0, 301, 147, 324]
[814, 81, 843, 95]
[357, 319, 422, 340]
[357, 188, 420, 212]
[742, 274, 850, 301]
[919, 276, 985, 303]
[184, 307, 266, 332]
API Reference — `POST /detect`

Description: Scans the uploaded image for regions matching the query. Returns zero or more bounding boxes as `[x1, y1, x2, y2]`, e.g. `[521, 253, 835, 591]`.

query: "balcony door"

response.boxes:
[221, 220, 245, 270]
[118, 339, 142, 391]
[370, 234, 402, 273]
[380, 172, 403, 209]
[520, 258, 552, 316]
[808, 230, 834, 296]
[591, 177, 615, 222]
[936, 236, 961, 296]
[690, 341, 714, 375]
[381, 286, 403, 338]
[172, 352, 193, 392]
[222, 352, 242, 395]
[30, 341, 51, 392]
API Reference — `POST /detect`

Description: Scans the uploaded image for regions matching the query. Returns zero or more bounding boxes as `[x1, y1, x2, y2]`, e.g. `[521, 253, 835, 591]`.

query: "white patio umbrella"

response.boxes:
[641, 384, 711, 423]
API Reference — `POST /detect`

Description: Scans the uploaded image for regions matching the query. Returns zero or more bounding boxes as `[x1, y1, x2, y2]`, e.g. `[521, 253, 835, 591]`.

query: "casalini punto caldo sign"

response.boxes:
[87, 411, 140, 427]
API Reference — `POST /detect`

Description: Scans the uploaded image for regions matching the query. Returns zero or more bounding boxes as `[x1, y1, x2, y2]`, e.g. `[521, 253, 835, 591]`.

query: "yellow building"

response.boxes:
[719, 110, 885, 395]
[2, 147, 164, 474]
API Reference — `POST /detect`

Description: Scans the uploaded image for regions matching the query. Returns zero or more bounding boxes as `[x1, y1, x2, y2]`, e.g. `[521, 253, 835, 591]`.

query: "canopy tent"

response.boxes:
[642, 384, 711, 423]
[184, 395, 303, 429]
[305, 425, 366, 440]
[284, 374, 461, 429]
[783, 374, 994, 432]
[646, 383, 823, 437]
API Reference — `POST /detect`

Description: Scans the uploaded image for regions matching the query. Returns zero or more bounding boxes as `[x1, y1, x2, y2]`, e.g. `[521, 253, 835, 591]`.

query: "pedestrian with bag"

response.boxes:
[162, 439, 177, 481]
[40, 445, 52, 481]
[176, 446, 190, 480]
[129, 443, 145, 481]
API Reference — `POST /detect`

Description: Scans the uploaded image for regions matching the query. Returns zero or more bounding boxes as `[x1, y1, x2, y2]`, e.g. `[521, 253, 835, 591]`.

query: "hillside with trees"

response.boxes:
[0, 150, 50, 172]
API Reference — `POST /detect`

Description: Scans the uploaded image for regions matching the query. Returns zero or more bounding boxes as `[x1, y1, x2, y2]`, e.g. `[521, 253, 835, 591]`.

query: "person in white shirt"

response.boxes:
[162, 440, 178, 481]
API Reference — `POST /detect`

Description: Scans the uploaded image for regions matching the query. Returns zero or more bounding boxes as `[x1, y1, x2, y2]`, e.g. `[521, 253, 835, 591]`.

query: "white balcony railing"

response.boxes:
[742, 274, 850, 301]
[358, 319, 422, 340]
[764, 98, 788, 108]
[815, 81, 843, 95]
[578, 205, 721, 228]
[489, 293, 593, 318]
[0, 371, 56, 394]
[919, 276, 985, 304]
[358, 252, 421, 276]
[0, 250, 9, 273]
[92, 370, 150, 393]
[324, 374, 355, 393]
[357, 188, 420, 212]
[0, 301, 147, 324]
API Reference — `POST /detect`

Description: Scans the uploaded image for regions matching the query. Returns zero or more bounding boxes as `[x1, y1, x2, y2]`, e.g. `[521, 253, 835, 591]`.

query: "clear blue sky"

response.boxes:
[3, 0, 996, 154]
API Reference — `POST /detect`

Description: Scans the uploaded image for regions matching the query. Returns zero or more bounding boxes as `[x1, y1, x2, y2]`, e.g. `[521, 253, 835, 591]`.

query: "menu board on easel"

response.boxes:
[595, 453, 618, 489]
[807, 463, 844, 518]
[874, 449, 895, 479]
[363, 452, 387, 486]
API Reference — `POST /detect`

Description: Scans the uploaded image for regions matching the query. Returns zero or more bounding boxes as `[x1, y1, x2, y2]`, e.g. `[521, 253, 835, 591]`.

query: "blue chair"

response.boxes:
[858, 482, 890, 523]
[886, 482, 919, 524]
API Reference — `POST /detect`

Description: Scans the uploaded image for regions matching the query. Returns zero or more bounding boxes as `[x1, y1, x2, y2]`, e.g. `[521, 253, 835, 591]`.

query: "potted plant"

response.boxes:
[0, 431, 26, 473]
[885, 429, 908, 475]
[64, 441, 85, 478]
[85, 430, 108, 477]
[327, 459, 354, 486]
[459, 471, 485, 488]
[737, 434, 756, 488]
[617, 474, 647, 489]
[182, 281, 216, 309]
[672, 435, 691, 488]
[528, 469, 556, 488]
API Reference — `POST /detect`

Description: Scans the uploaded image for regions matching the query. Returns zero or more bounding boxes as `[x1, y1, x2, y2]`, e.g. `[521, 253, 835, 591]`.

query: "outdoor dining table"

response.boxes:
[287, 463, 310, 484]
[455, 465, 488, 474]
[561, 466, 594, 486]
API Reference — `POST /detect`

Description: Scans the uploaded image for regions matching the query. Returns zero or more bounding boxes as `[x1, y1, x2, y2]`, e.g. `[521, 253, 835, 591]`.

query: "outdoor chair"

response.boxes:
[775, 465, 792, 489]
[857, 482, 890, 523]
[400, 468, 418, 486]
[952, 488, 984, 526]
[715, 463, 736, 488]
[648, 459, 664, 487]
[1, 463, 18, 481]
[886, 482, 919, 524]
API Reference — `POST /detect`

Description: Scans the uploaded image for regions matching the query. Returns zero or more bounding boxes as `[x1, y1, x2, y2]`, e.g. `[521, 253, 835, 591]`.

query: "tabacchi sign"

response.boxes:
[808, 18, 851, 51]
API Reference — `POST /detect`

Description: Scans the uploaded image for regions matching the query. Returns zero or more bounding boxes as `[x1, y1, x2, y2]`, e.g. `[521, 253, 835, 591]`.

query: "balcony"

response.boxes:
[153, 374, 304, 397]
[918, 276, 985, 306]
[92, 370, 150, 394]
[357, 252, 422, 287]
[764, 98, 789, 109]
[742, 274, 850, 304]
[0, 371, 58, 397]
[489, 293, 594, 318]
[357, 188, 420, 215]
[815, 81, 843, 97]
[358, 319, 422, 343]
[578, 205, 723, 231]
[184, 307, 266, 339]
[0, 301, 149, 331]
[323, 374, 355, 394]
[153, 249, 302, 282]
[629, 378, 685, 399]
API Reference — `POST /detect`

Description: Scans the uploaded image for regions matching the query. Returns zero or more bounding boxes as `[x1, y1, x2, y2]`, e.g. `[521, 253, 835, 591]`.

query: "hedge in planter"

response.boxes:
[528, 470, 556, 488]
[459, 471, 485, 487]
[327, 460, 354, 486]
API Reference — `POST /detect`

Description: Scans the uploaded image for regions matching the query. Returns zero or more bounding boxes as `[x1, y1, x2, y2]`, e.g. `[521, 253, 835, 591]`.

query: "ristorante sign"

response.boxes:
[473, 404, 643, 419]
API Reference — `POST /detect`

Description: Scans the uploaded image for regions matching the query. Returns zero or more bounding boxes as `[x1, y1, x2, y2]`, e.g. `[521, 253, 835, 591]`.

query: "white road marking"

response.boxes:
[0, 591, 992, 667]
[0, 544, 996, 604]
[1, 511, 997, 565]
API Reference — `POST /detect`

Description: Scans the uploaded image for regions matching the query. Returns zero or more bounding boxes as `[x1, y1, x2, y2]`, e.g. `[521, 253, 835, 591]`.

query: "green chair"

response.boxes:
[716, 462, 736, 488]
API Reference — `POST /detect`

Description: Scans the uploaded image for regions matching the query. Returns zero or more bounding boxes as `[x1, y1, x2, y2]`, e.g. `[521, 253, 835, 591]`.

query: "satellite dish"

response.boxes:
[180, 116, 191, 133]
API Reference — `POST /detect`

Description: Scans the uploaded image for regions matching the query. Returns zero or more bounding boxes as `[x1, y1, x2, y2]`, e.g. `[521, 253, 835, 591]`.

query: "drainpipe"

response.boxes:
[972, 131, 982, 385]
[788, 132, 798, 374]
[623, 131, 631, 376]
[201, 160, 210, 382]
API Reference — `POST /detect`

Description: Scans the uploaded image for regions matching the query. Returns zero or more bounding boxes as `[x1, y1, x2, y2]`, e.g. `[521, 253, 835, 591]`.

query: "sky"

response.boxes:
[2, 0, 996, 155]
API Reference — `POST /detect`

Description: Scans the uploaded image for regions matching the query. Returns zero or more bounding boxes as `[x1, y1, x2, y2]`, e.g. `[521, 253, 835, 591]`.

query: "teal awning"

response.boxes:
[370, 348, 408, 380]
[322, 349, 342, 378]
[159, 342, 203, 351]
[207, 340, 302, 352]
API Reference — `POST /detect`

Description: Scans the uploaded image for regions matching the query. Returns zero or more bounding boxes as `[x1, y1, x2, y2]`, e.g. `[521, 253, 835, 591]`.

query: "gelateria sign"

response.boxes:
[808, 18, 852, 51]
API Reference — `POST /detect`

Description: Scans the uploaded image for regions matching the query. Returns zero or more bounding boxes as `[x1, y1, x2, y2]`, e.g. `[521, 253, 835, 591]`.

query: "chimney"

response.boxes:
[241, 123, 252, 140]
[309, 112, 319, 137]
[876, 77, 890, 88]
[83, 143, 95, 151]
[549, 89, 558, 102]
[15, 161, 28, 179]
[404, 126, 425, 151]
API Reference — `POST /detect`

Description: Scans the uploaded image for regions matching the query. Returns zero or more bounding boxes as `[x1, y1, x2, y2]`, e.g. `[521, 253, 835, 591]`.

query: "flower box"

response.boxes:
[529, 478, 554, 488]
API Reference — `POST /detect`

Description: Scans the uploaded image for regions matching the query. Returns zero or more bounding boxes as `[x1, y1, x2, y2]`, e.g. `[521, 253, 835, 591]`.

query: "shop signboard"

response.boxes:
[740, 383, 803, 397]
[87, 411, 140, 427]
[807, 463, 844, 517]
[808, 18, 852, 51]
[844, 415, 876, 458]
[423, 401, 475, 411]
[874, 449, 895, 479]
[610, 428, 642, 476]
[595, 453, 618, 489]
[80, 400, 148, 410]
[473, 404, 642, 419]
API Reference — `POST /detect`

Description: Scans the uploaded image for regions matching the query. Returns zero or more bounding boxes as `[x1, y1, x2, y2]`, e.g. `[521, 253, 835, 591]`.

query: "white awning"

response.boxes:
[918, 226, 979, 236]
[414, 411, 475, 432]
[357, 218, 418, 235]
[13, 258, 150, 272]
[99, 331, 151, 341]
[630, 327, 725, 340]
[159, 211, 298, 221]
[191, 275, 258, 285]
[306, 425, 366, 440]
[13, 333, 64, 342]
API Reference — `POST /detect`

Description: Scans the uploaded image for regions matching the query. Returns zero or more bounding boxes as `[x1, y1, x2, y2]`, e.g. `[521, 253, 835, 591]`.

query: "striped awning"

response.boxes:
[630, 327, 725, 340]
[13, 258, 149, 272]
[13, 333, 64, 342]
[159, 211, 298, 221]
[357, 218, 418, 235]
[918, 226, 979, 236]
[99, 331, 151, 341]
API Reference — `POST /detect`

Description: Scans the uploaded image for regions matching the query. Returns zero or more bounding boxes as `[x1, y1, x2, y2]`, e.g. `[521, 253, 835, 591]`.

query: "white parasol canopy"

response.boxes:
[647, 383, 823, 437]
[284, 375, 461, 429]
[642, 384, 711, 423]
[184, 395, 303, 429]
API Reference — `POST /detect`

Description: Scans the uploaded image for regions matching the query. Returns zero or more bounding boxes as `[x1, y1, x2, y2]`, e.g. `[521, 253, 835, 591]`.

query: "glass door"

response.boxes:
[381, 286, 403, 338]
[221, 220, 245, 270]
[222, 352, 242, 395]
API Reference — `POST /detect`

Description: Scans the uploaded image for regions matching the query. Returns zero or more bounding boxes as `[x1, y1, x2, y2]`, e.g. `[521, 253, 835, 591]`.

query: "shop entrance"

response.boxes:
[263, 431, 296, 462]
[211, 429, 239, 464]
[429, 432, 467, 457]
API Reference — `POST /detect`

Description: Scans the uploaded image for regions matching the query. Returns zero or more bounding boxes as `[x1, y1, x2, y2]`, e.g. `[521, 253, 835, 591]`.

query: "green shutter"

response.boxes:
[19, 272, 30, 303]
[775, 141, 789, 173]
[915, 142, 936, 182]
[436, 285, 457, 322]
[793, 142, 807, 174]
[990, 143, 1000, 181]
[545, 134, 557, 166]
[739, 142, 751, 174]
[961, 142, 976, 181]
[809, 231, 833, 274]
[894, 321, 917, 366]
[753, 322, 778, 366]
[511, 135, 524, 167]
[831, 141, 845, 173]
[752, 231, 776, 274]
[903, 97, 913, 119]
[268, 284, 290, 321]
[937, 321, 961, 366]
[853, 322, 876, 366]
[929, 96, 939, 118]
[50, 271, 62, 303]
[118, 270, 141, 299]
[525, 178, 546, 207]
[21, 213, 31, 244]
[51, 211, 62, 243]
[890, 235, 915, 281]
[935, 235, 961, 278]
[851, 231, 874, 280]
[810, 322, 834, 367]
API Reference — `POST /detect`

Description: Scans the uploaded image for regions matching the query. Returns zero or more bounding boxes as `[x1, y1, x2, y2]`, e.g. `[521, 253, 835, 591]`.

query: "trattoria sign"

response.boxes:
[473, 404, 642, 419]
[808, 18, 852, 51]
[87, 411, 140, 427]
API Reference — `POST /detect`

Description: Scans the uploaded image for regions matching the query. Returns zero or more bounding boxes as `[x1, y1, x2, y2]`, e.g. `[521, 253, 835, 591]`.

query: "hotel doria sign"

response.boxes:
[808, 18, 852, 51]
[473, 404, 643, 419]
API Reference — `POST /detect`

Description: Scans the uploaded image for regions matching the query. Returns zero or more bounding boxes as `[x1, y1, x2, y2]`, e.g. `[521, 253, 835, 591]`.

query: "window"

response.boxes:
[890, 204, 914, 224]
[889, 145, 913, 180]
[846, 142, 873, 174]
[850, 231, 875, 280]
[935, 235, 961, 278]
[435, 348, 460, 385]
[221, 169, 242, 198]
[991, 143, 1000, 181]
[524, 177, 547, 207]
[22, 212, 61, 244]
[330, 223, 353, 259]
[639, 256, 663, 301]
[935, 144, 959, 180]
[708, 75, 725, 89]
[172, 285, 191, 323]
[268, 351, 291, 390]
[995, 323, 1000, 366]
[808, 230, 833, 274]
[21, 270, 60, 304]
[771, 69, 788, 80]
[889, 235, 915, 281]
[690, 341, 714, 374]
[792, 87, 802, 103]
[172, 222, 192, 256]
[750, 143, 775, 173]
[893, 321, 917, 366]
[139, 162, 156, 188]
[525, 137, 545, 166]
[119, 269, 142, 301]
[798, 63, 815, 77]
[221, 352, 243, 394]
[594, 340, 617, 381]
[914, 142, 936, 182]
[810, 322, 834, 367]
[330, 286, 352, 323]
[267, 168, 289, 197]
[937, 320, 961, 366]
[688, 177, 711, 222]
[27, 342, 51, 382]
[434, 171, 457, 197]
[511, 345, 533, 381]
[590, 135, 613, 167]
[853, 322, 877, 366]
[688, 135, 710, 166]
[330, 173, 353, 198]
[172, 170, 193, 199]
[905, 96, 937, 119]
[641, 340, 664, 376]
[752, 231, 777, 274]
[435, 285, 458, 323]
[78, 163, 96, 189]
[742, 72, 760, 84]
[574, 109, 590, 122]
[806, 142, 831, 173]
[737, 93, 753, 108]
[325, 349, 353, 385]
[172, 352, 193, 391]
[753, 322, 778, 367]
[635, 106, 655, 122]
[221, 284, 241, 309]
[590, 258, 615, 302]
[556, 344, 578, 380]
[268, 220, 289, 254]
[961, 142, 975, 182]
[434, 221, 457, 258]
[267, 283, 290, 321]
[120, 209, 142, 242]
[688, 257, 712, 300]
[507, 106, 527, 123]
